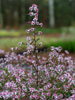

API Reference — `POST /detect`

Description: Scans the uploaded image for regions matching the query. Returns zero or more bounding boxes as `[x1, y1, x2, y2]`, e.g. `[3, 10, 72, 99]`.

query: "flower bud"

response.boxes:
[39, 23, 43, 27]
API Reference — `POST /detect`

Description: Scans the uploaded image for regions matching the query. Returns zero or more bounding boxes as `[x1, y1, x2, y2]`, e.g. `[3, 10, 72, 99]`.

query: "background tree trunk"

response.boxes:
[0, 0, 3, 29]
[72, 0, 75, 25]
[14, 10, 18, 30]
[21, 0, 25, 27]
[49, 0, 55, 28]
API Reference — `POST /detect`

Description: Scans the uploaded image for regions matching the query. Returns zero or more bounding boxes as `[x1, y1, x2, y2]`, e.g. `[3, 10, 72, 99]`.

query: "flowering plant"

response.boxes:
[0, 4, 75, 100]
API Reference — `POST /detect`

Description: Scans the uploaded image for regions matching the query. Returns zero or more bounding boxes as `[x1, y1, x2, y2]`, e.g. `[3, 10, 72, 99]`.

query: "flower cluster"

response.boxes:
[26, 4, 43, 35]
[28, 4, 43, 27]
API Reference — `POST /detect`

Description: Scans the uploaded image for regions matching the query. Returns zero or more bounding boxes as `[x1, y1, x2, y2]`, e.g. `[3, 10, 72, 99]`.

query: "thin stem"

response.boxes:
[34, 25, 38, 87]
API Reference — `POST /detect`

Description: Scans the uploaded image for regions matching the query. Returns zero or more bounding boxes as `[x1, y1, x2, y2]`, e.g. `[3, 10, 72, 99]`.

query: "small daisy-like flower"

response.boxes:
[18, 42, 22, 46]
[31, 21, 35, 25]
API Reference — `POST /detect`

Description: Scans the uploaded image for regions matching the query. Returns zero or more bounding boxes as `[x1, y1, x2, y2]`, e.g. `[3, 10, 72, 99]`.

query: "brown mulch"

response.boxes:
[68, 53, 75, 59]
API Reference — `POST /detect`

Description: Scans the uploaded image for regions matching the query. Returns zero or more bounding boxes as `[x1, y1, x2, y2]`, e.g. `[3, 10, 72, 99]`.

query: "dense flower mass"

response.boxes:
[0, 3, 75, 100]
[0, 47, 75, 100]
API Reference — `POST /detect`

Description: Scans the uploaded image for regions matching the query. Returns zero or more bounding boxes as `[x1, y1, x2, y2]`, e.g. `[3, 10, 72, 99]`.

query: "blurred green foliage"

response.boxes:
[0, 27, 74, 37]
[0, 28, 62, 37]
[0, 36, 75, 53]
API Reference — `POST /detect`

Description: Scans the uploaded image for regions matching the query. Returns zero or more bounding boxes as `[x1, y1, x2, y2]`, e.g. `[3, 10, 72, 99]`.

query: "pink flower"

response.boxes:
[27, 50, 30, 54]
[33, 16, 38, 21]
[46, 93, 50, 96]
[32, 4, 37, 7]
[15, 47, 18, 50]
[27, 47, 31, 51]
[0, 50, 4, 54]
[29, 12, 34, 16]
[65, 50, 69, 54]
[59, 94, 63, 98]
[36, 21, 39, 25]
[29, 87, 36, 92]
[18, 42, 22, 46]
[27, 37, 31, 42]
[34, 13, 38, 16]
[31, 21, 35, 25]
[30, 28, 35, 31]
[36, 95, 39, 99]
[29, 7, 33, 11]
[26, 29, 30, 33]
[38, 31, 42, 35]
[10, 48, 14, 51]
[39, 42, 42, 45]
[30, 95, 35, 99]
[46, 72, 49, 76]
[34, 7, 38, 12]
[36, 8, 39, 12]
[42, 93, 45, 95]
[51, 46, 55, 51]
[39, 23, 43, 27]
[36, 50, 38, 53]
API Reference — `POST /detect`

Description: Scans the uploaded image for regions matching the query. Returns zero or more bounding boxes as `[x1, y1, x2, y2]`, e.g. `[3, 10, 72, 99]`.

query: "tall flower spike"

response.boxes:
[26, 4, 43, 86]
